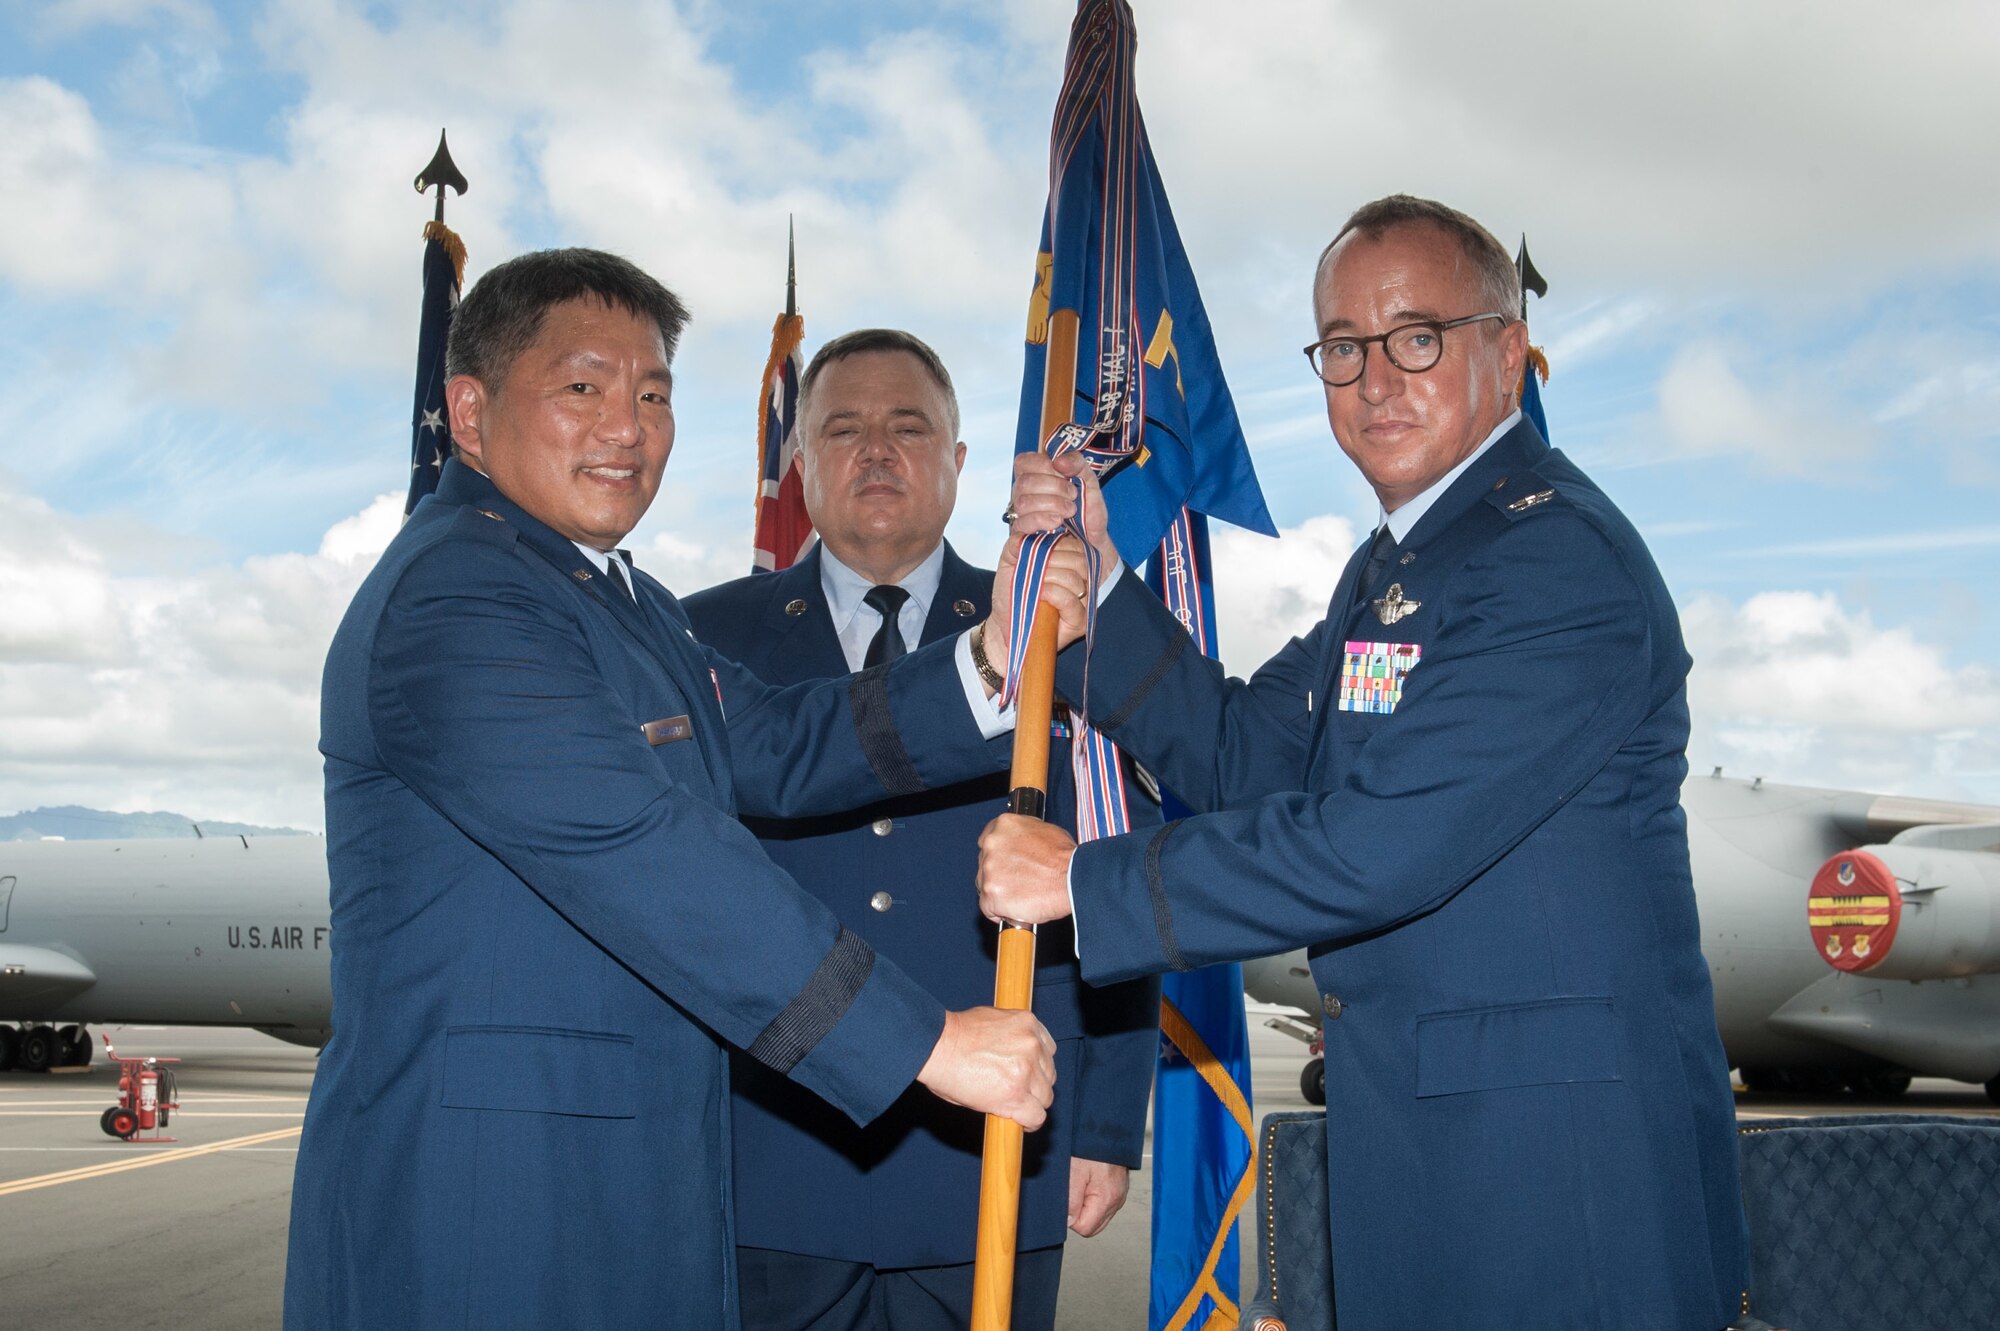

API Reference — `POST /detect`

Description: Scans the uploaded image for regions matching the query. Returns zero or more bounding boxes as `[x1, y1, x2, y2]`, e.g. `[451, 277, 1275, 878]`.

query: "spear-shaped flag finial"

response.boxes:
[1515, 235, 1548, 318]
[414, 129, 469, 224]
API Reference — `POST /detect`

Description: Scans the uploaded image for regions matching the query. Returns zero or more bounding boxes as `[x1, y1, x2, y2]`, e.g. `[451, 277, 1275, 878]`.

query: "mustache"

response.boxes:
[851, 465, 906, 494]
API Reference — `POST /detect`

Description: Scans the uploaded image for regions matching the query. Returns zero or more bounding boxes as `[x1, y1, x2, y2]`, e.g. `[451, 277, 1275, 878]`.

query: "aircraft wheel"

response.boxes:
[1850, 1071, 1911, 1099]
[18, 1026, 59, 1074]
[107, 1107, 139, 1140]
[1300, 1056, 1326, 1106]
[58, 1025, 92, 1067]
[1739, 1067, 1777, 1094]
[0, 1027, 17, 1073]
[1986, 1073, 2000, 1107]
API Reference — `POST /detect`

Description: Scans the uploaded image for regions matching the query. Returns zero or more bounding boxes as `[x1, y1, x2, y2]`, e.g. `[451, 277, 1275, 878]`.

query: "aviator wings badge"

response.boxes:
[1372, 583, 1421, 626]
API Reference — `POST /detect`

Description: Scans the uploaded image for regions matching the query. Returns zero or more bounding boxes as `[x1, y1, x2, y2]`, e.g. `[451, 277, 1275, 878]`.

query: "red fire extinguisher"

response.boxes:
[138, 1065, 160, 1131]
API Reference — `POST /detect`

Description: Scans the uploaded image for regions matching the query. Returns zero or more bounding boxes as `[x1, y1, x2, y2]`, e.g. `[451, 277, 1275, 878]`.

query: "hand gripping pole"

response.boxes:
[971, 307, 1079, 1331]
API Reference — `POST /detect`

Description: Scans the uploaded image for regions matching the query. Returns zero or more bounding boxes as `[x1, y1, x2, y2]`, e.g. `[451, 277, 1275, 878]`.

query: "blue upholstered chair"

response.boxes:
[1240, 1110, 2000, 1331]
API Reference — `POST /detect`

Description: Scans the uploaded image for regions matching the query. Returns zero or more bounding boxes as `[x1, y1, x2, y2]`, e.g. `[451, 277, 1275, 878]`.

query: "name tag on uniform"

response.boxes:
[642, 715, 693, 746]
[1339, 641, 1421, 715]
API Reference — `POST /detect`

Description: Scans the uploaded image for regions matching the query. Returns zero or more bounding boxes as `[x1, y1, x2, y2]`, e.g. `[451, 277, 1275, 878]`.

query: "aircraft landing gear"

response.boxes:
[0, 1026, 16, 1072]
[1849, 1070, 1911, 1100]
[1986, 1072, 2000, 1107]
[1300, 1056, 1326, 1106]
[17, 1025, 60, 1074]
[57, 1025, 93, 1067]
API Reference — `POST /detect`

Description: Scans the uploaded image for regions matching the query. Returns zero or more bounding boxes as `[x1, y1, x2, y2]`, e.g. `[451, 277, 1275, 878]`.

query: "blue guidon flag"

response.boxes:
[1004, 4, 1275, 1328]
[405, 219, 464, 518]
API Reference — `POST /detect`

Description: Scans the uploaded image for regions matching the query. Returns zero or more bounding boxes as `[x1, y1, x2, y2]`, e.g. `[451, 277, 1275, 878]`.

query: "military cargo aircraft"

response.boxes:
[0, 836, 332, 1070]
[1247, 772, 2000, 1106]
[7, 774, 1999, 1105]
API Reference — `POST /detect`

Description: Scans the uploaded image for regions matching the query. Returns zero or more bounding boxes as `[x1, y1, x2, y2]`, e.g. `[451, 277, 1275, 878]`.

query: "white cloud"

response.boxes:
[1209, 515, 1357, 678]
[1655, 342, 1874, 473]
[1683, 589, 2000, 802]
[0, 484, 401, 829]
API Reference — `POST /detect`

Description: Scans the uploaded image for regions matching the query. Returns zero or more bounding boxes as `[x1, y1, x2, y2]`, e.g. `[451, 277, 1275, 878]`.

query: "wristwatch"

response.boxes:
[970, 623, 1006, 694]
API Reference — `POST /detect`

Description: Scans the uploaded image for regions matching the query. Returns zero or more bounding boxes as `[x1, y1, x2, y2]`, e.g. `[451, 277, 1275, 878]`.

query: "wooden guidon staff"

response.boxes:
[970, 308, 1080, 1331]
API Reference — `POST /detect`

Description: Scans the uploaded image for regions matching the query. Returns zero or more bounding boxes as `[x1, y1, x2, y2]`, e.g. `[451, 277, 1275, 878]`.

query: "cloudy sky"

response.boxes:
[2, 0, 1996, 830]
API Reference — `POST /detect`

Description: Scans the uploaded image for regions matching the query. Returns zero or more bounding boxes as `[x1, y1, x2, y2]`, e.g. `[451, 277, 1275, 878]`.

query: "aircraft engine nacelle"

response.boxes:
[1810, 845, 2000, 980]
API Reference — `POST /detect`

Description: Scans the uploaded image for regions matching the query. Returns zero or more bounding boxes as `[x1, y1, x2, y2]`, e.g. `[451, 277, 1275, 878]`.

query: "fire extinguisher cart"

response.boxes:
[98, 1034, 180, 1142]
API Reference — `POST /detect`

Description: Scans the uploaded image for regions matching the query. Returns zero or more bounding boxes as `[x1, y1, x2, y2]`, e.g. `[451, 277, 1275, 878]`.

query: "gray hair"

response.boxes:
[445, 247, 691, 386]
[797, 328, 961, 441]
[1316, 194, 1520, 318]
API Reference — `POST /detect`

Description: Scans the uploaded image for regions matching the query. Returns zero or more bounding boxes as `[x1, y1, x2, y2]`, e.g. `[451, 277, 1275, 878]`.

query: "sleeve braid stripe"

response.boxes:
[1145, 820, 1190, 972]
[1095, 629, 1189, 733]
[747, 926, 877, 1073]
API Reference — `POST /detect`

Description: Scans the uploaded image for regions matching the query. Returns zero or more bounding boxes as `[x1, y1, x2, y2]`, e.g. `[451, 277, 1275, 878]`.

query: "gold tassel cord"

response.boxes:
[421, 219, 467, 288]
[1525, 344, 1550, 386]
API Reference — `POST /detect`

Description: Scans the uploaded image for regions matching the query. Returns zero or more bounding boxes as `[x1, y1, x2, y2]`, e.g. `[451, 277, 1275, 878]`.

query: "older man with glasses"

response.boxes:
[983, 194, 1757, 1330]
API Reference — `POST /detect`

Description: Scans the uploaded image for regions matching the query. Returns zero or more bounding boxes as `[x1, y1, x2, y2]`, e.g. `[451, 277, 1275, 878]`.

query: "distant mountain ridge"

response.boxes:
[0, 805, 311, 842]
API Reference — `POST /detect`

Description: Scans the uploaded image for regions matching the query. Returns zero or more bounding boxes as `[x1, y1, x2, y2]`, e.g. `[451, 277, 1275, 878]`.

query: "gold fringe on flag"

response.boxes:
[1525, 344, 1551, 386]
[1157, 995, 1258, 1331]
[754, 312, 807, 530]
[422, 219, 467, 288]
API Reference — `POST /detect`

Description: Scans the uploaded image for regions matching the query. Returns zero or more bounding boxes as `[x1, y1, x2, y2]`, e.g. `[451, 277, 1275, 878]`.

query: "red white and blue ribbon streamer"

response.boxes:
[1000, 422, 1121, 844]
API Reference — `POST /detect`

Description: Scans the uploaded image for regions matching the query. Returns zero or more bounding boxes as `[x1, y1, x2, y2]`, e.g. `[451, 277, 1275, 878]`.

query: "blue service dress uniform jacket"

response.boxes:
[683, 545, 1158, 1269]
[285, 461, 1011, 1330]
[1057, 421, 1752, 1331]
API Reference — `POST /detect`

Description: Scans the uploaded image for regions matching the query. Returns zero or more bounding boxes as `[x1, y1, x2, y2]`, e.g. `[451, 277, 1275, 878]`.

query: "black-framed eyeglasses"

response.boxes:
[1303, 312, 1514, 387]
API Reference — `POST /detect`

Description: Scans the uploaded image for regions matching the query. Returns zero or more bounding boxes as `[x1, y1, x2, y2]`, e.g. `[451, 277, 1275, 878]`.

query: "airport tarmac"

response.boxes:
[1, 1018, 1994, 1329]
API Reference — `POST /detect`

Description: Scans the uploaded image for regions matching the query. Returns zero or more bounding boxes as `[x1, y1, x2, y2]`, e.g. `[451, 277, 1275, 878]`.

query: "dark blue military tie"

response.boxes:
[602, 554, 634, 602]
[863, 584, 911, 668]
[1352, 525, 1394, 607]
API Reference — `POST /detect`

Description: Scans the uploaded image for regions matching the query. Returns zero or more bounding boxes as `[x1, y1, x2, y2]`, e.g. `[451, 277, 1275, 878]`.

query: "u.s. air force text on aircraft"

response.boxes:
[225, 925, 331, 952]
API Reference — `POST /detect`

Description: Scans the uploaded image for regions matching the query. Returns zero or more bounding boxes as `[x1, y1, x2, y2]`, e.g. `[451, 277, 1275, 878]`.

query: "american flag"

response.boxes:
[404, 218, 463, 518]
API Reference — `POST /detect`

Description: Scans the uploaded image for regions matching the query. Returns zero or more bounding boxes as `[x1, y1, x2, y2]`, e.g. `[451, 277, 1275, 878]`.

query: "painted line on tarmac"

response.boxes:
[0, 1125, 304, 1197]
[0, 1097, 308, 1108]
[0, 1103, 304, 1111]
[0, 1145, 301, 1153]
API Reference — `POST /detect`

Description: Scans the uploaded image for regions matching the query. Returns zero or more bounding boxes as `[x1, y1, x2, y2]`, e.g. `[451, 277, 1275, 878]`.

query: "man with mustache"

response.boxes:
[287, 253, 1101, 1330]
[686, 329, 1158, 1331]
[984, 197, 1755, 1330]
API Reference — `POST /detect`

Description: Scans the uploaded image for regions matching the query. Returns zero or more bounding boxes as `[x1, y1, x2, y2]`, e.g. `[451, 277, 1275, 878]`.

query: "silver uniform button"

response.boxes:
[869, 891, 894, 913]
[1322, 994, 1344, 1019]
[871, 818, 894, 837]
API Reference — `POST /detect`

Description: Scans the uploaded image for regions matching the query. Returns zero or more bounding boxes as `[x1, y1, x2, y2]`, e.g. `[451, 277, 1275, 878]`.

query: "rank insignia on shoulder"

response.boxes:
[1507, 488, 1556, 513]
[1339, 641, 1421, 714]
[1372, 583, 1421, 626]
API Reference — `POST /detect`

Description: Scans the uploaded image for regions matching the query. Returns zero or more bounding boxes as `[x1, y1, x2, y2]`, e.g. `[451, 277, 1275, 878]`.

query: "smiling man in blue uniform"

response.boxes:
[684, 329, 1158, 1331]
[285, 250, 1103, 1331]
[984, 197, 1756, 1330]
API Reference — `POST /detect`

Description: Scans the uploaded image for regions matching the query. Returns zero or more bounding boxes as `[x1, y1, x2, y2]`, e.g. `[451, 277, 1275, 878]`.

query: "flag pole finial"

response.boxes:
[1515, 235, 1548, 319]
[785, 216, 797, 319]
[414, 129, 469, 225]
